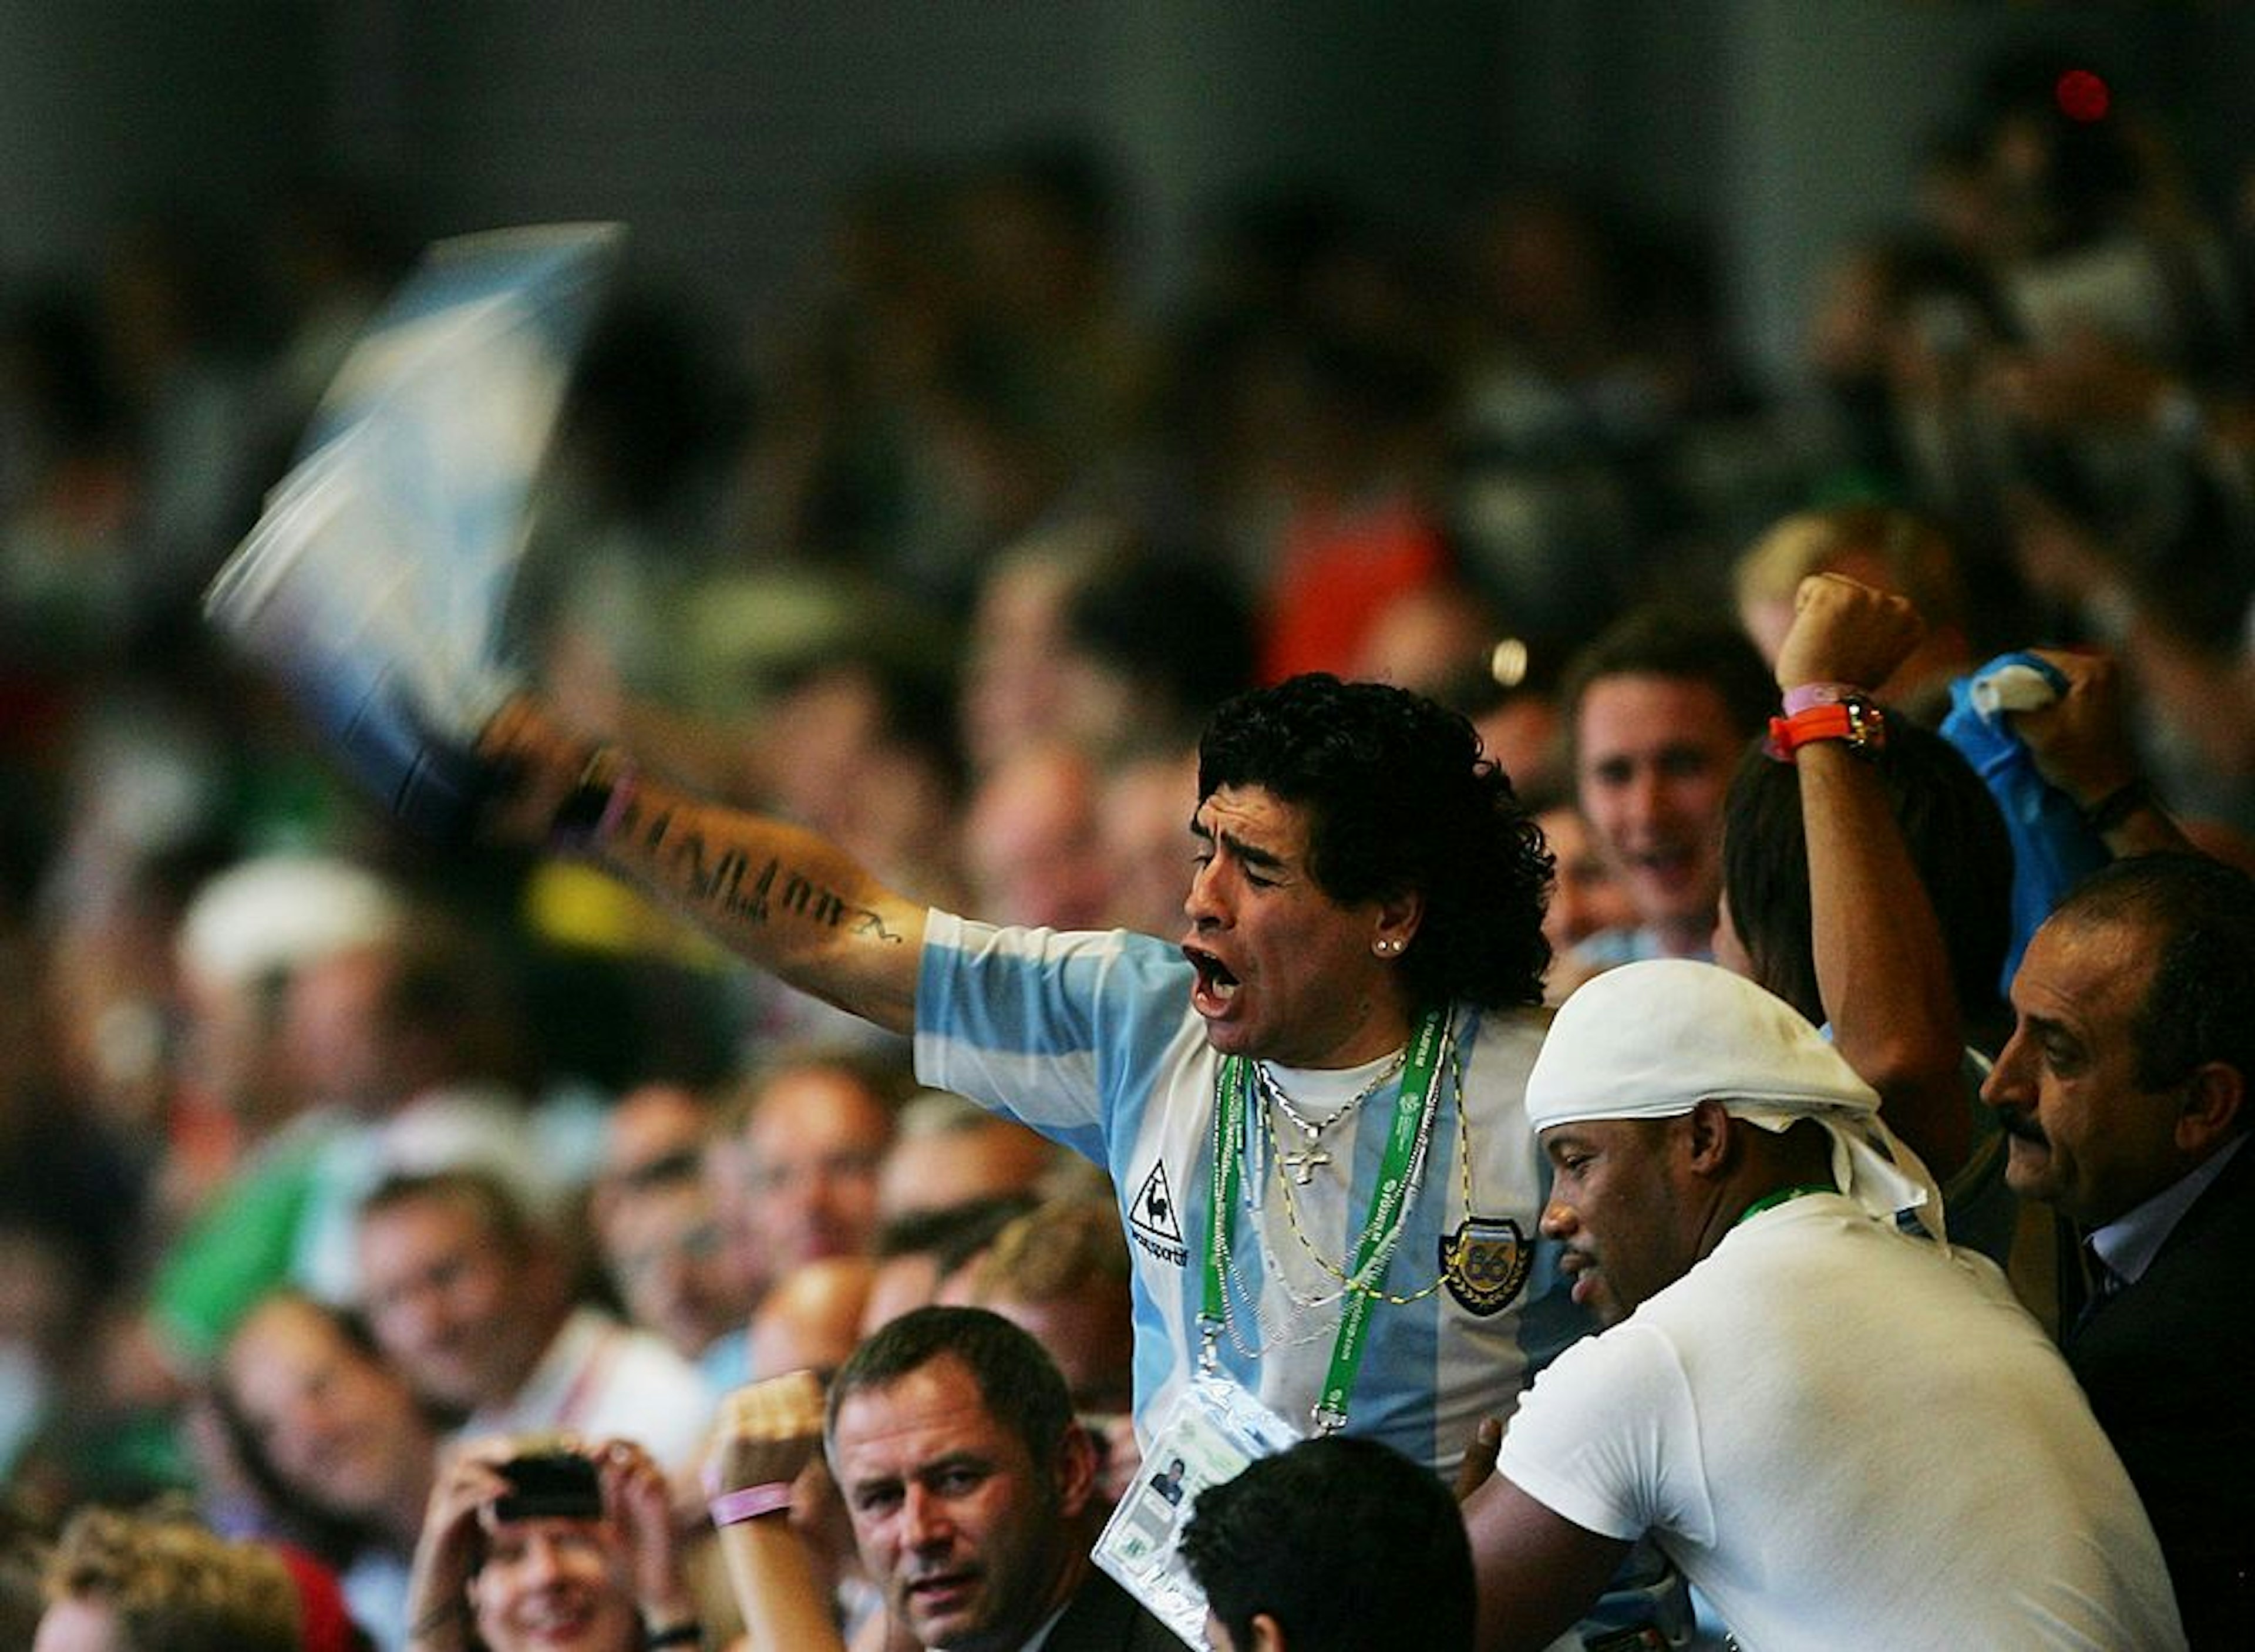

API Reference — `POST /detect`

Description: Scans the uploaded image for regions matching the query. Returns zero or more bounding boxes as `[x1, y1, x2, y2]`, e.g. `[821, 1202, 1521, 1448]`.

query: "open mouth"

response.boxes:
[1184, 945, 1240, 1010]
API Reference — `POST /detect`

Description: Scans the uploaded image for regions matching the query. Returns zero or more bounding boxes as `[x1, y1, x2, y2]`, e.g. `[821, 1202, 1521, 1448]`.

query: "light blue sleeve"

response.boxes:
[1938, 652, 2110, 990]
[914, 914, 1197, 1173]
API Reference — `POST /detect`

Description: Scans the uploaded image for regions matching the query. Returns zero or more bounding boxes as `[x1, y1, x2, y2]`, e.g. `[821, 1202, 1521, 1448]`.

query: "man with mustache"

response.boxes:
[482, 673, 1566, 1480]
[1983, 853, 2255, 1648]
[1463, 958, 2184, 1651]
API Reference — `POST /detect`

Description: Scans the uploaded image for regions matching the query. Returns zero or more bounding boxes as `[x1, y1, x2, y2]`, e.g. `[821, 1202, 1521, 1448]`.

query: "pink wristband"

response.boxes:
[1781, 681, 1857, 717]
[708, 1482, 795, 1526]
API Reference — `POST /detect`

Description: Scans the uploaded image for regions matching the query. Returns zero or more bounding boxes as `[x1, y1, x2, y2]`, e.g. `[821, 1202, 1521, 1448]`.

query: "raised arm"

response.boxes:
[2007, 647, 2197, 860]
[402, 1439, 517, 1652]
[703, 1371, 850, 1652]
[2008, 484, 2255, 785]
[1773, 574, 1971, 1177]
[481, 697, 928, 1035]
[594, 1438, 705, 1648]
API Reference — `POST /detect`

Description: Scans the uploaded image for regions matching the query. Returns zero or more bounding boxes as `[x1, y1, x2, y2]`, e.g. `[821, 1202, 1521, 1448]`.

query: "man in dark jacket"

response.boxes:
[824, 1306, 1175, 1652]
[1984, 852, 2255, 1648]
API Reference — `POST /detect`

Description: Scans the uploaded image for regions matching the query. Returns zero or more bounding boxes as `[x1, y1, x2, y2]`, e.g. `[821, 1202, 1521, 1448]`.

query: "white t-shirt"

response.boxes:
[1499, 1195, 2186, 1650]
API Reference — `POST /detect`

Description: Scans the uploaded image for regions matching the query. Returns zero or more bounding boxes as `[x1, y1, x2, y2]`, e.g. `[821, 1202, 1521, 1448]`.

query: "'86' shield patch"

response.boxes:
[1441, 1216, 1532, 1317]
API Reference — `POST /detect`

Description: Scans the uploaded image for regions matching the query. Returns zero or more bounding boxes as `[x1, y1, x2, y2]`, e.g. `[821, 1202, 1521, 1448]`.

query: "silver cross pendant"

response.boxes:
[1278, 1146, 1328, 1185]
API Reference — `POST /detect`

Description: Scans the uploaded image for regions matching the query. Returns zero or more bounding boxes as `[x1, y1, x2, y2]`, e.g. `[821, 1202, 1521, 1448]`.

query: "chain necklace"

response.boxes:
[1241, 1158, 1349, 1316]
[1255, 1048, 1406, 1137]
[1213, 1243, 1352, 1358]
[1214, 1046, 1422, 1358]
[1211, 1031, 1475, 1371]
[1212, 1130, 1349, 1357]
[1253, 1048, 1406, 1184]
[1258, 1041, 1473, 1307]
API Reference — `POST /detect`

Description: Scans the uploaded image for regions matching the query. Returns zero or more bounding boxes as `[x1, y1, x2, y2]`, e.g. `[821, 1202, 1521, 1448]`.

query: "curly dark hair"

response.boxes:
[1722, 718, 2012, 1037]
[1197, 673, 1552, 1009]
[2052, 852, 2255, 1099]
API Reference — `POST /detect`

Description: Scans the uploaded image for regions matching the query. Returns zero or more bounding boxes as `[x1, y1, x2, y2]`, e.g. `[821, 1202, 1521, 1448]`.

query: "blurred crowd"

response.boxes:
[6, 42, 2255, 1650]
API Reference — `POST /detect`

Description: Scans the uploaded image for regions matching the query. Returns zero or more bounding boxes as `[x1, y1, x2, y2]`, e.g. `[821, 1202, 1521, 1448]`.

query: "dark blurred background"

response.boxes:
[8, 1, 2250, 393]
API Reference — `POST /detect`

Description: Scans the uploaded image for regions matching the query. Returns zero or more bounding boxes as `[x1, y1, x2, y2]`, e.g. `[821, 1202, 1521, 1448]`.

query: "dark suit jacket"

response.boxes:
[1045, 1565, 1186, 1652]
[2067, 1138, 2255, 1650]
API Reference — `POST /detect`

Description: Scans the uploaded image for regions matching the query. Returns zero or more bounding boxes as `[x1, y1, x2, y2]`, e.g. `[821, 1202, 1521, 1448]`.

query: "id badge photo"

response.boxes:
[1091, 1375, 1301, 1646]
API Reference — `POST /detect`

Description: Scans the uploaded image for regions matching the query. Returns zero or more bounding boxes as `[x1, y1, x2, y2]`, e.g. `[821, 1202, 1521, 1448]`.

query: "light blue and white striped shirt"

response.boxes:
[914, 912, 1587, 1476]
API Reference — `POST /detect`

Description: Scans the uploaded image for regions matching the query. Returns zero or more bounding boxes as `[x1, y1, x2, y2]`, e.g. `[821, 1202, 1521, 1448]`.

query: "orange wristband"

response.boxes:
[1765, 696, 1885, 762]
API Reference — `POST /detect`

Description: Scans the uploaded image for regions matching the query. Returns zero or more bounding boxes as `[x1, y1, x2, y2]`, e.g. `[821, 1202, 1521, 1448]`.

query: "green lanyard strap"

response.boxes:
[1203, 1005, 1449, 1434]
[1734, 1182, 1835, 1227]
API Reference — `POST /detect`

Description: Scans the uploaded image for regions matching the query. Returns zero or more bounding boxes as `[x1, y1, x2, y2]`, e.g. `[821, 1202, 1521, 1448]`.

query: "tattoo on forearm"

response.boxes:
[629, 800, 673, 853]
[664, 836, 902, 942]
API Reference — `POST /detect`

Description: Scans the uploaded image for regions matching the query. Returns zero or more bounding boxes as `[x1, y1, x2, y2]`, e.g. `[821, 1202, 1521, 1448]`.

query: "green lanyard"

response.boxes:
[1734, 1182, 1835, 1227]
[1203, 1005, 1449, 1434]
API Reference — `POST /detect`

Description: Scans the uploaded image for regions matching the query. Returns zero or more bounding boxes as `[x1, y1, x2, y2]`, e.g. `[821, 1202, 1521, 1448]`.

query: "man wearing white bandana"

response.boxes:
[1463, 958, 2185, 1652]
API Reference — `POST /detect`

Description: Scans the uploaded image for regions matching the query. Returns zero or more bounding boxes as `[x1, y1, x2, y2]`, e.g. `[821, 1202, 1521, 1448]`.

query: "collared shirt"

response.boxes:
[2088, 1134, 2248, 1289]
[1017, 1599, 1072, 1652]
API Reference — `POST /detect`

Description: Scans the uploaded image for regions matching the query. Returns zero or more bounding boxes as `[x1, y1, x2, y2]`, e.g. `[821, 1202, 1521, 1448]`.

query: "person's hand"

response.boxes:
[403, 1438, 517, 1650]
[1454, 1415, 1503, 1503]
[708, 1370, 827, 1499]
[593, 1438, 698, 1630]
[475, 694, 607, 845]
[1772, 572, 1924, 696]
[2005, 648, 2141, 811]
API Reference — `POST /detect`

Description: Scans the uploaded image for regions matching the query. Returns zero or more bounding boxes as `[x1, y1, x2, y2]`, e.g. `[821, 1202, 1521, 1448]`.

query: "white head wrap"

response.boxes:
[1530, 960, 1944, 1239]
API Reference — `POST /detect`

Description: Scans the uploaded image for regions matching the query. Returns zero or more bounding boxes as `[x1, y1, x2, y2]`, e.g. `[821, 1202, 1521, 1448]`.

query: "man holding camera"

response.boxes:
[402, 1436, 702, 1652]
